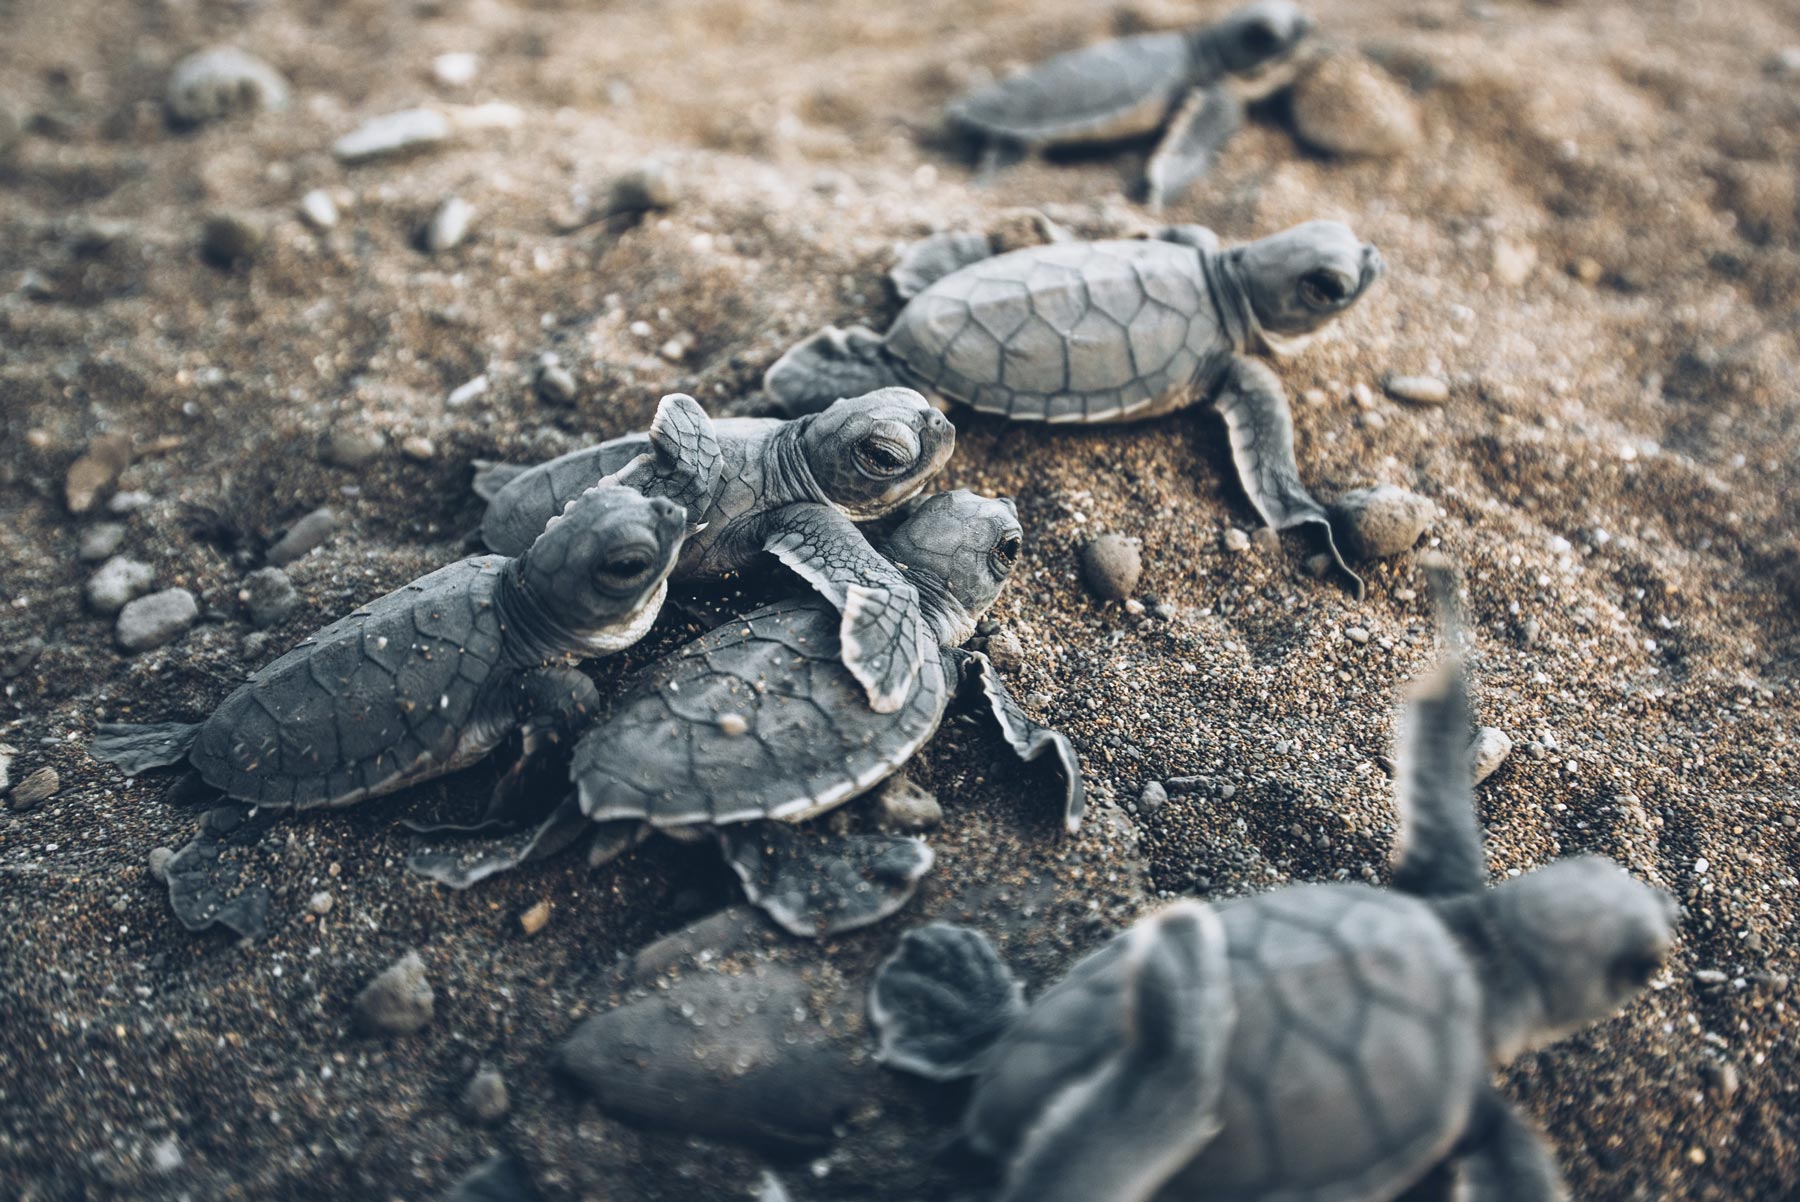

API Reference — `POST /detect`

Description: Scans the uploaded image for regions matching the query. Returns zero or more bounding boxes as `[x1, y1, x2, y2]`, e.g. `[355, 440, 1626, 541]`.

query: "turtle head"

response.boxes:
[801, 387, 956, 520]
[882, 490, 1023, 642]
[1205, 0, 1313, 80]
[519, 483, 687, 652]
[1479, 856, 1678, 1061]
[1233, 220, 1383, 353]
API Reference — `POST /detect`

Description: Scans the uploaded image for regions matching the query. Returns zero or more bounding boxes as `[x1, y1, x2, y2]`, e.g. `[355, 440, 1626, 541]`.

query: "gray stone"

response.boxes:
[354, 950, 435, 1035]
[535, 361, 578, 406]
[1471, 727, 1513, 785]
[1138, 780, 1167, 816]
[298, 189, 339, 230]
[166, 47, 290, 126]
[1328, 485, 1435, 560]
[462, 1067, 510, 1124]
[1383, 375, 1449, 406]
[877, 775, 944, 831]
[240, 567, 298, 628]
[266, 507, 336, 566]
[422, 196, 475, 253]
[985, 628, 1025, 669]
[201, 212, 265, 266]
[86, 557, 155, 614]
[78, 523, 127, 562]
[116, 588, 200, 652]
[321, 428, 387, 469]
[7, 766, 59, 811]
[1291, 51, 1422, 158]
[1222, 527, 1251, 553]
[307, 890, 334, 915]
[1081, 534, 1141, 601]
[108, 491, 152, 515]
[333, 109, 451, 163]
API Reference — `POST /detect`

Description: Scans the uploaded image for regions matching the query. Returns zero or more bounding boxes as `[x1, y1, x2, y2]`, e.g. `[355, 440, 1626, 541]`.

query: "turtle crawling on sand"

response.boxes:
[869, 565, 1677, 1202]
[88, 480, 694, 938]
[766, 220, 1384, 595]
[410, 490, 1084, 938]
[476, 388, 956, 713]
[947, 0, 1314, 207]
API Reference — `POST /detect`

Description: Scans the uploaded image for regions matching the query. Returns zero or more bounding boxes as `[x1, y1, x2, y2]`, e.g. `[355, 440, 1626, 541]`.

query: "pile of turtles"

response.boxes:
[85, 5, 1679, 1201]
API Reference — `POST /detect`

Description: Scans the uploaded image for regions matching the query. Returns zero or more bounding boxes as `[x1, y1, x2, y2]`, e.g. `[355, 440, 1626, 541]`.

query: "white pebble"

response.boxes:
[431, 52, 480, 89]
[298, 188, 339, 230]
[423, 196, 475, 253]
[447, 375, 489, 407]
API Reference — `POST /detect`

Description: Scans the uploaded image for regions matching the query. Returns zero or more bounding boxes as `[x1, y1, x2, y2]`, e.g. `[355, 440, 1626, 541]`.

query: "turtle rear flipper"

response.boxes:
[762, 325, 902, 417]
[1452, 1086, 1569, 1201]
[956, 650, 1084, 832]
[165, 802, 278, 939]
[471, 459, 527, 503]
[870, 922, 1026, 1081]
[717, 823, 933, 938]
[890, 231, 996, 300]
[441, 1153, 544, 1202]
[407, 795, 636, 890]
[89, 721, 201, 776]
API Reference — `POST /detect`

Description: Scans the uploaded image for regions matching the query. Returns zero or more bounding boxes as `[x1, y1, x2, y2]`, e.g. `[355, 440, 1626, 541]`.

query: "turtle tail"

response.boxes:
[869, 922, 1027, 1081]
[762, 325, 901, 417]
[89, 721, 200, 775]
[471, 459, 528, 503]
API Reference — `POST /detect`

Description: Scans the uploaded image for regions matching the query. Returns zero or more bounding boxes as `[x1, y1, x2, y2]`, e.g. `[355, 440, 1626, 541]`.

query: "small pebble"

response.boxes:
[1138, 780, 1167, 816]
[717, 713, 749, 736]
[148, 847, 175, 884]
[321, 428, 387, 469]
[1328, 485, 1435, 559]
[1699, 1059, 1739, 1101]
[298, 188, 339, 230]
[78, 523, 127, 562]
[610, 163, 679, 213]
[117, 588, 200, 651]
[108, 491, 152, 515]
[1571, 257, 1604, 285]
[166, 46, 290, 126]
[422, 196, 475, 254]
[7, 766, 59, 811]
[432, 52, 481, 89]
[149, 1138, 184, 1174]
[86, 557, 155, 614]
[1222, 527, 1251, 553]
[201, 212, 265, 266]
[240, 567, 298, 628]
[65, 432, 134, 514]
[333, 108, 452, 163]
[1291, 51, 1421, 158]
[400, 435, 436, 461]
[354, 950, 435, 1035]
[447, 375, 489, 408]
[1491, 238, 1537, 287]
[1383, 375, 1449, 406]
[535, 362, 578, 406]
[877, 776, 943, 831]
[1250, 526, 1282, 555]
[1344, 626, 1371, 644]
[1471, 727, 1513, 785]
[307, 891, 334, 915]
[986, 629, 1025, 669]
[463, 1067, 510, 1123]
[1081, 533, 1142, 601]
[658, 338, 687, 362]
[266, 506, 336, 566]
[519, 900, 551, 936]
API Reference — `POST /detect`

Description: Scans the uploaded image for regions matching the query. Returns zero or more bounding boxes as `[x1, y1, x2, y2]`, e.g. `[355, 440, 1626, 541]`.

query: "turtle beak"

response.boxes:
[1361, 244, 1386, 285]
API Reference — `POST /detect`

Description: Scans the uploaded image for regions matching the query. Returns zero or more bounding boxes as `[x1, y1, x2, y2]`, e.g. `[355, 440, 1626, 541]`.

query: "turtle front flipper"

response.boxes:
[1390, 561, 1489, 897]
[973, 901, 1236, 1202]
[603, 393, 724, 532]
[89, 720, 201, 776]
[763, 503, 929, 714]
[164, 802, 280, 939]
[890, 231, 997, 300]
[407, 795, 640, 890]
[1450, 1086, 1570, 1201]
[1143, 85, 1245, 210]
[762, 325, 905, 418]
[955, 650, 1084, 833]
[870, 922, 1026, 1081]
[470, 459, 527, 503]
[1211, 354, 1364, 598]
[716, 822, 934, 938]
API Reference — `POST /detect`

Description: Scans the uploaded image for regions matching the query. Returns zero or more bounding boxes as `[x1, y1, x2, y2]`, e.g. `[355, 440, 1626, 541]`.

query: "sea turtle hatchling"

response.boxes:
[765, 220, 1384, 595]
[947, 0, 1314, 207]
[409, 490, 1084, 938]
[869, 565, 1678, 1202]
[475, 388, 955, 713]
[88, 480, 695, 938]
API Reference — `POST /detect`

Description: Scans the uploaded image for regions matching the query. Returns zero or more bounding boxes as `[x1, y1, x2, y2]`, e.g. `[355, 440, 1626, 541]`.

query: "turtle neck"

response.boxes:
[1185, 27, 1229, 83]
[1203, 245, 1260, 354]
[904, 566, 975, 649]
[767, 417, 831, 508]
[495, 560, 594, 668]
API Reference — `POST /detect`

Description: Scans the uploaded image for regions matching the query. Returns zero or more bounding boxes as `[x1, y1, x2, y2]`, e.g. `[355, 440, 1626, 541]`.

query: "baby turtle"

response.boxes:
[870, 565, 1677, 1201]
[476, 388, 956, 712]
[89, 481, 694, 938]
[766, 220, 1383, 595]
[948, 0, 1313, 207]
[410, 490, 1084, 938]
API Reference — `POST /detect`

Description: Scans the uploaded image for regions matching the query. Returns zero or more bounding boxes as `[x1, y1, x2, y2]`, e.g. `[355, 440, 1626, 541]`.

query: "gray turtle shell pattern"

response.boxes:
[574, 599, 949, 828]
[950, 33, 1193, 145]
[1172, 884, 1481, 1201]
[188, 557, 511, 809]
[886, 239, 1228, 424]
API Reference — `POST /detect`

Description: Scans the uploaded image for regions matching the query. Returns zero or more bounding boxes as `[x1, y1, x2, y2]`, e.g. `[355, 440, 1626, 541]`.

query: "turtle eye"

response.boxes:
[1239, 21, 1280, 57]
[855, 436, 915, 477]
[1299, 269, 1353, 309]
[597, 547, 656, 587]
[992, 533, 1022, 572]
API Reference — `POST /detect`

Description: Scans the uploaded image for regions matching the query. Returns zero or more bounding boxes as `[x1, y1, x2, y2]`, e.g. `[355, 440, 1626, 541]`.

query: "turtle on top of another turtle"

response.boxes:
[947, 0, 1314, 208]
[476, 388, 956, 714]
[765, 219, 1384, 596]
[88, 475, 698, 938]
[409, 489, 1084, 939]
[869, 562, 1677, 1202]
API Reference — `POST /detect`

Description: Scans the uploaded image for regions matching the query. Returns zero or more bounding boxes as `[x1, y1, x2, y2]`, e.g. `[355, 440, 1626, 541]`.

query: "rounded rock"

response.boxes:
[1081, 534, 1142, 601]
[463, 1067, 510, 1124]
[1328, 486, 1435, 560]
[265, 506, 336, 566]
[240, 567, 298, 629]
[1291, 51, 1422, 159]
[1471, 727, 1513, 785]
[332, 108, 451, 164]
[1138, 780, 1168, 816]
[148, 846, 176, 884]
[298, 188, 339, 230]
[1383, 375, 1449, 406]
[116, 588, 199, 652]
[7, 766, 59, 811]
[354, 950, 435, 1035]
[86, 556, 155, 615]
[321, 429, 387, 469]
[985, 629, 1025, 669]
[78, 523, 128, 563]
[201, 212, 265, 267]
[400, 435, 437, 462]
[166, 46, 290, 127]
[535, 362, 578, 407]
[307, 890, 334, 915]
[877, 776, 944, 831]
[422, 196, 475, 254]
[519, 900, 551, 936]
